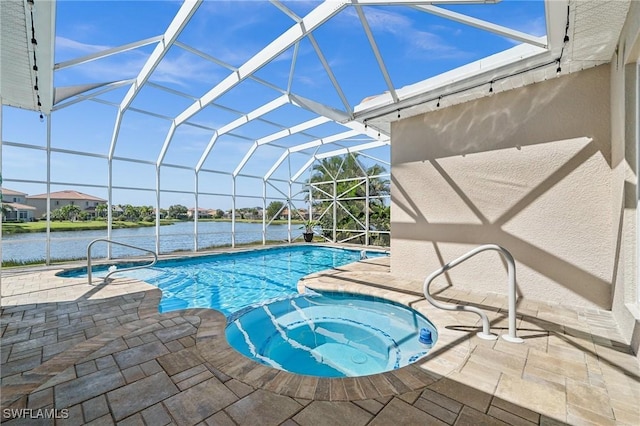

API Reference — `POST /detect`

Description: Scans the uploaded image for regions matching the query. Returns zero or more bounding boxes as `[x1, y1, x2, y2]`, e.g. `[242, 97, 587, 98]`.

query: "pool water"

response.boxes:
[226, 292, 437, 377]
[59, 246, 385, 315]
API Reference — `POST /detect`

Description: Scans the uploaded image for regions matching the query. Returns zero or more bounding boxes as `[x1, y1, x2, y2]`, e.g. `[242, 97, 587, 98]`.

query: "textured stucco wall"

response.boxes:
[391, 65, 613, 309]
[610, 0, 640, 357]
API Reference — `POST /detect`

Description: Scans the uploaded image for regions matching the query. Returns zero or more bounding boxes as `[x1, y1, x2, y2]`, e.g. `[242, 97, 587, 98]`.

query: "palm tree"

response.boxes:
[60, 204, 81, 221]
[168, 204, 188, 219]
[308, 153, 389, 244]
[139, 205, 154, 221]
[50, 208, 64, 221]
[267, 201, 284, 220]
[121, 204, 138, 221]
[1, 204, 12, 220]
[95, 203, 108, 219]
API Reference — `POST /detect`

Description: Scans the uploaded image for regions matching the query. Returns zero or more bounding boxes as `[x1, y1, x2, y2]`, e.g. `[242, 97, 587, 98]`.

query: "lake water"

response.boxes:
[2, 221, 294, 262]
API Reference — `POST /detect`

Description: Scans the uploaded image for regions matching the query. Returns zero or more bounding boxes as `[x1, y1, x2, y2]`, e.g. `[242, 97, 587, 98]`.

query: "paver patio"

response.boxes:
[1, 253, 639, 425]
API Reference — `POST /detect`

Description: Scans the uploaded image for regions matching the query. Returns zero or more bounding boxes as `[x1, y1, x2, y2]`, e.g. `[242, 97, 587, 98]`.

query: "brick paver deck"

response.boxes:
[1, 253, 639, 425]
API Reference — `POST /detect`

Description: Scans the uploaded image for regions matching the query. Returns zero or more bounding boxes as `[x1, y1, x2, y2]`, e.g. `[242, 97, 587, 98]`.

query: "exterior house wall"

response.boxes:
[610, 1, 640, 358]
[390, 64, 613, 310]
[4, 194, 26, 203]
[2, 205, 35, 221]
[1, 189, 35, 221]
[27, 198, 103, 218]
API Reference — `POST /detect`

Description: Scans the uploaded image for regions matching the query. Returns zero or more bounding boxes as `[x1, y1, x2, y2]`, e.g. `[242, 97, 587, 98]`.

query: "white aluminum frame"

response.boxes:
[1, 0, 568, 263]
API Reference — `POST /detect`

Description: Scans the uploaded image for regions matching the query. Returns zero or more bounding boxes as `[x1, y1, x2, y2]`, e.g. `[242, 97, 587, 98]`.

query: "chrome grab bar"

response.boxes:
[87, 238, 158, 285]
[423, 244, 523, 343]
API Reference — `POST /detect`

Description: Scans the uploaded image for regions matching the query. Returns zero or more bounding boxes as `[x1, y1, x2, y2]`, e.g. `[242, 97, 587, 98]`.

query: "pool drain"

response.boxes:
[351, 353, 367, 364]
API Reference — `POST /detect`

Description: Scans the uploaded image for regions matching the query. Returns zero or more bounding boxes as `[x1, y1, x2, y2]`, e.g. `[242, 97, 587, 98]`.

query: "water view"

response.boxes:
[2, 221, 293, 263]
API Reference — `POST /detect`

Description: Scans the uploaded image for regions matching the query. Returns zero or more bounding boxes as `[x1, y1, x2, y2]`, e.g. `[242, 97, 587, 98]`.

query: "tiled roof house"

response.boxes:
[1, 188, 37, 221]
[26, 190, 106, 219]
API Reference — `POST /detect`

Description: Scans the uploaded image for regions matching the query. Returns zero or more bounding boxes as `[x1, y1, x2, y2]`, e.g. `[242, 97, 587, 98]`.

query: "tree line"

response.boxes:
[49, 204, 189, 222]
[42, 153, 391, 247]
[308, 154, 390, 246]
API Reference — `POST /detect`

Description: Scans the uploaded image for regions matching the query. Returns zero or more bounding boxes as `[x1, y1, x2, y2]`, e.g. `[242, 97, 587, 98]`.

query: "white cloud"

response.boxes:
[348, 7, 413, 36]
[519, 16, 546, 38]
[408, 30, 470, 59]
[152, 52, 225, 86]
[55, 36, 225, 89]
[56, 36, 111, 54]
[341, 7, 469, 59]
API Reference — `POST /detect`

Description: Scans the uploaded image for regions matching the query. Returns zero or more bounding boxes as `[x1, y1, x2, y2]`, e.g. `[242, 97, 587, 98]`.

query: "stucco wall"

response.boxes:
[391, 64, 613, 309]
[610, 0, 640, 357]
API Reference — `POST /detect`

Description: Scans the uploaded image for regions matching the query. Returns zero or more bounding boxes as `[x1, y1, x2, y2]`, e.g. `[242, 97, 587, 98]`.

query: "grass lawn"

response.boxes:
[199, 218, 304, 225]
[1, 220, 174, 234]
[2, 218, 302, 234]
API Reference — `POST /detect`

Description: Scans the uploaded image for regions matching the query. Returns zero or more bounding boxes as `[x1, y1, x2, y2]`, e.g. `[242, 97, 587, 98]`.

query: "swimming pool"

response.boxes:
[59, 245, 386, 315]
[226, 292, 437, 377]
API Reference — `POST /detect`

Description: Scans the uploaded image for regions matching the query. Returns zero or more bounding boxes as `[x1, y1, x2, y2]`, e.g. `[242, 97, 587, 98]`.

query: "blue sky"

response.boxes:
[2, 0, 546, 210]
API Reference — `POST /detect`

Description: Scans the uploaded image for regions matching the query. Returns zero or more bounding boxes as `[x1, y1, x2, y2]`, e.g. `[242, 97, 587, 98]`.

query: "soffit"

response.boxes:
[1, 0, 54, 114]
[0, 0, 632, 176]
[358, 0, 631, 133]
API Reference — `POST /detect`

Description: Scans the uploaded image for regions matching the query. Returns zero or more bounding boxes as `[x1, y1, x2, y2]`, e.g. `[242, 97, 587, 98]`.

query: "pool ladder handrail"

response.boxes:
[87, 238, 158, 285]
[423, 244, 523, 343]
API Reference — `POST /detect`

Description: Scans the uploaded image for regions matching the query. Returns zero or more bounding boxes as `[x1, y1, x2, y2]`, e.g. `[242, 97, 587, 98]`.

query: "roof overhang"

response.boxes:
[0, 0, 633, 181]
[354, 0, 631, 133]
[1, 0, 55, 114]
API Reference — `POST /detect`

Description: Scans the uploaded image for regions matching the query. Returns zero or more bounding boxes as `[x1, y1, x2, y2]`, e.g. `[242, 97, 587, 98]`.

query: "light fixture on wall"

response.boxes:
[363, 4, 572, 124]
[556, 5, 570, 76]
[28, 0, 44, 122]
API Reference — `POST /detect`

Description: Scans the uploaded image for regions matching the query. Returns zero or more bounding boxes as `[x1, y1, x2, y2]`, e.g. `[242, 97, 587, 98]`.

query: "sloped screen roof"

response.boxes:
[1, 0, 630, 208]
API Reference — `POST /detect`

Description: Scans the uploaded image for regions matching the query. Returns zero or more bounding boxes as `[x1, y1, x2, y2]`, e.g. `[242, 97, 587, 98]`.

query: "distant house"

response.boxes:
[187, 207, 214, 219]
[26, 190, 106, 219]
[280, 208, 309, 220]
[1, 188, 36, 221]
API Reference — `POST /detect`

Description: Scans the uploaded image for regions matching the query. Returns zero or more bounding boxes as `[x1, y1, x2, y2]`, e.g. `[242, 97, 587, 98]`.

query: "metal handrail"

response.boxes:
[423, 244, 523, 343]
[87, 238, 158, 285]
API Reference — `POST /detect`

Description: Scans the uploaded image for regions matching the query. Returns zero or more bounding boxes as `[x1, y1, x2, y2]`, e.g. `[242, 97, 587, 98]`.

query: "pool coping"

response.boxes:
[2, 254, 466, 403]
[193, 258, 468, 401]
[3, 253, 639, 424]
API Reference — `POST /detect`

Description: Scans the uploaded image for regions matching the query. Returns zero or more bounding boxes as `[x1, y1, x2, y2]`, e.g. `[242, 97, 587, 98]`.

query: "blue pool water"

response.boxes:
[226, 292, 438, 377]
[59, 246, 386, 315]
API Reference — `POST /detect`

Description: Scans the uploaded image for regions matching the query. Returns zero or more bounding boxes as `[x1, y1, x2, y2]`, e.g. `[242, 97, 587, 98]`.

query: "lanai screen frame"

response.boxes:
[1, 0, 567, 264]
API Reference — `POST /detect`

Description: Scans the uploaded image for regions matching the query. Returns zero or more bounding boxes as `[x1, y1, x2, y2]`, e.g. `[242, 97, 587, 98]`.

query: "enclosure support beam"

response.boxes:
[194, 171, 199, 252]
[365, 175, 370, 246]
[174, 1, 349, 126]
[288, 180, 292, 243]
[231, 176, 236, 248]
[262, 179, 267, 245]
[155, 166, 161, 254]
[416, 5, 547, 48]
[308, 175, 313, 235]
[0, 99, 2, 276]
[107, 157, 113, 259]
[195, 95, 288, 172]
[109, 0, 201, 159]
[333, 180, 337, 243]
[43, 114, 51, 265]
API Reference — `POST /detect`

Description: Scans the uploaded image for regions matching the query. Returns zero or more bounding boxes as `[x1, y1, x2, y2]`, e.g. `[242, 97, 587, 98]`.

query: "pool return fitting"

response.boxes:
[423, 244, 523, 343]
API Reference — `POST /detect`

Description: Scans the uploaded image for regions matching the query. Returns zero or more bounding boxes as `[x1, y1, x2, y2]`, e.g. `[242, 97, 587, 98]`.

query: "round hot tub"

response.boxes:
[225, 292, 437, 377]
